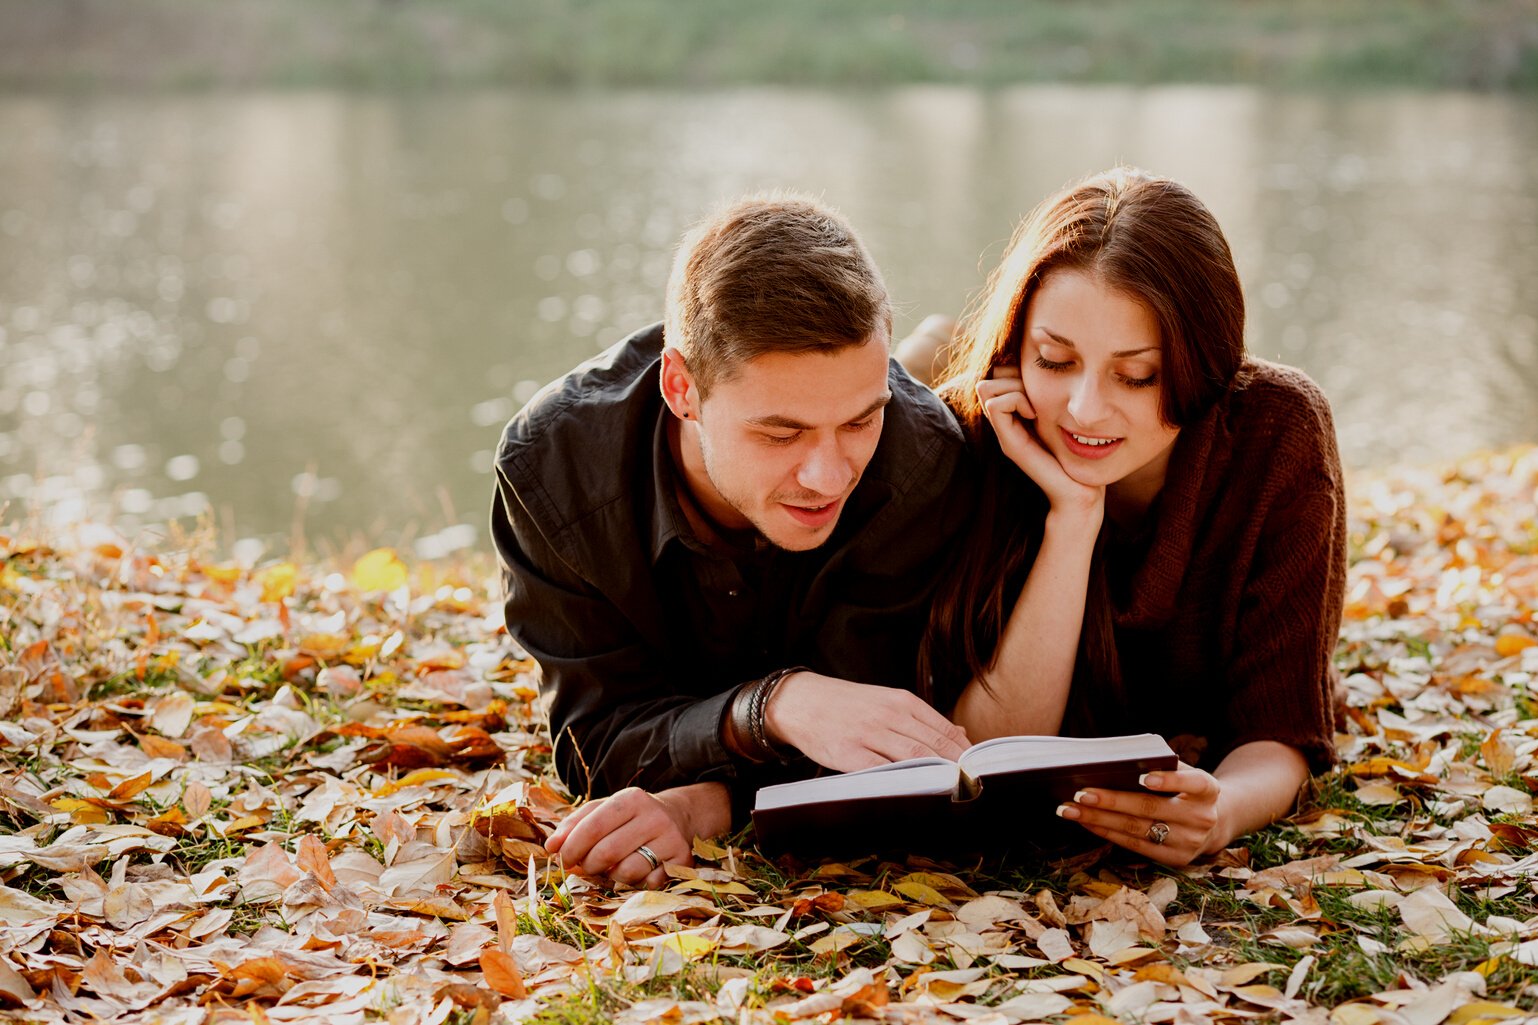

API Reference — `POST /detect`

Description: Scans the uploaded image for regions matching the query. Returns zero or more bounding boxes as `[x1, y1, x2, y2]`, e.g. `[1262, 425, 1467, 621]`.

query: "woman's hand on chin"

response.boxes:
[1054, 762, 1229, 867]
[977, 368, 1103, 519]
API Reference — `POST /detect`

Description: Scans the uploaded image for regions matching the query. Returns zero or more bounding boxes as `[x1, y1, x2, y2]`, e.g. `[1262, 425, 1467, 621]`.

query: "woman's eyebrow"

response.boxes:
[1039, 328, 1159, 359]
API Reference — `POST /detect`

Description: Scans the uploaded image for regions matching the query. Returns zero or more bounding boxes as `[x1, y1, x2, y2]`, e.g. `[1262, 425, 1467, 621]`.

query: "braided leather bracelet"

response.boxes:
[725, 666, 807, 763]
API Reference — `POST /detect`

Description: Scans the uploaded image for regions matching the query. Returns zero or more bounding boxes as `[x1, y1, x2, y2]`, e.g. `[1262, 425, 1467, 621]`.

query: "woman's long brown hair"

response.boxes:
[919, 168, 1247, 732]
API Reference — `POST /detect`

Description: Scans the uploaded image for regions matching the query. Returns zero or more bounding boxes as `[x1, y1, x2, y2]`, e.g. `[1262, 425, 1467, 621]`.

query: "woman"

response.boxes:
[921, 167, 1346, 867]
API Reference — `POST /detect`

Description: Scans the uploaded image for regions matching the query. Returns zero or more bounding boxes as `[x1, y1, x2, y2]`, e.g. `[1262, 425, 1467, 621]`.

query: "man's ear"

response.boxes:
[659, 347, 700, 421]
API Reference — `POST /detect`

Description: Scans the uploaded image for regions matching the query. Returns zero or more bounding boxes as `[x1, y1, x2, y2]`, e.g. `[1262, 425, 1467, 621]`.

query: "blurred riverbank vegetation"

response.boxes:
[3, 0, 1536, 92]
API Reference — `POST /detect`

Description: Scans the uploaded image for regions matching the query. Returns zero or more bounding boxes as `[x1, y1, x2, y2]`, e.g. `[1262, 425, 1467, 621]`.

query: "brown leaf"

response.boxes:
[1482, 729, 1517, 778]
[493, 889, 518, 952]
[183, 781, 213, 820]
[228, 956, 292, 999]
[0, 958, 36, 1008]
[373, 807, 416, 848]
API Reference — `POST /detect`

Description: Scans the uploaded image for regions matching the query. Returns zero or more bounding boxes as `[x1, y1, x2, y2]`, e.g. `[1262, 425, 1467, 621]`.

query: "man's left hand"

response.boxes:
[546, 783, 731, 887]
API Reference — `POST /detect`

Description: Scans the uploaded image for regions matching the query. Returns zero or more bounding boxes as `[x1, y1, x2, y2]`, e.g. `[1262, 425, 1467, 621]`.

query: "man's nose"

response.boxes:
[796, 436, 851, 496]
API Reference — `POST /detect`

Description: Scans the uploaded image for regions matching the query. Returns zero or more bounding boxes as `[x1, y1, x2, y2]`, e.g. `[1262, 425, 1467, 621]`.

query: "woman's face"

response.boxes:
[1020, 267, 1180, 501]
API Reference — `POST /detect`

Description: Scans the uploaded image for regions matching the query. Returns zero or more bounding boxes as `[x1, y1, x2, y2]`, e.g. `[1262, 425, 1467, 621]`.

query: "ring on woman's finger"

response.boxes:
[634, 844, 661, 871]
[1146, 821, 1171, 845]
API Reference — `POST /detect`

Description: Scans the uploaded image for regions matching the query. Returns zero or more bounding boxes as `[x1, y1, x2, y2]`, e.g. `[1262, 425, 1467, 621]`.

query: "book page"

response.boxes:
[957, 733, 1173, 778]
[753, 757, 960, 811]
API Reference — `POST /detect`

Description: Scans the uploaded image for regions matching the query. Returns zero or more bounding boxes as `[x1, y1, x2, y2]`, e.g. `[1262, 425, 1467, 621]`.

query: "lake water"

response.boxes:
[1, 87, 1535, 556]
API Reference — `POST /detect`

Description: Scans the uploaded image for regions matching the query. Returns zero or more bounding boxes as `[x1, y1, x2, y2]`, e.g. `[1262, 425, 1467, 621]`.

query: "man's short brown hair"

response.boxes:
[663, 192, 891, 396]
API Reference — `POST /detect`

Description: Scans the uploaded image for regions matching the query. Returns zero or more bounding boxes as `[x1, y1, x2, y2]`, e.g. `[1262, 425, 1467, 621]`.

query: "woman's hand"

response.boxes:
[977, 367, 1103, 517]
[1054, 763, 1228, 867]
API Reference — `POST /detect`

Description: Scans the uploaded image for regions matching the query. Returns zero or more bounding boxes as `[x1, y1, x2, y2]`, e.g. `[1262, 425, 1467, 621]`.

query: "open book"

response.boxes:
[752, 732, 1179, 855]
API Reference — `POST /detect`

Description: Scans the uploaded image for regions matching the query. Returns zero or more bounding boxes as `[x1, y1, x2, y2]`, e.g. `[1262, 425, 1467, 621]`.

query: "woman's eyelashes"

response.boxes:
[1031, 354, 1159, 389]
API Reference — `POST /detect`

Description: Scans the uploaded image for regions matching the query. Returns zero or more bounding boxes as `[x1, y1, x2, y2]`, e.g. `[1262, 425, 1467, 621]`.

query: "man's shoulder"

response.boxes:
[495, 323, 664, 525]
[868, 358, 968, 493]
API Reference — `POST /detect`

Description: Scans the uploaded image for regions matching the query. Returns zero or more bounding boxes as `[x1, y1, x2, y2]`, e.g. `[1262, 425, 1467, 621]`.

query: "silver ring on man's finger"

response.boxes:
[1146, 821, 1171, 845]
[635, 844, 661, 870]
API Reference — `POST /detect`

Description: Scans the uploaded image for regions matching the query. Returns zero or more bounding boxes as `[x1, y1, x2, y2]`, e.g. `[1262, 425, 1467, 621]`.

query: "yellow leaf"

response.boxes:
[352, 548, 409, 592]
[658, 932, 718, 960]
[672, 879, 756, 897]
[1219, 963, 1288, 986]
[893, 881, 950, 906]
[1061, 957, 1107, 981]
[50, 798, 110, 825]
[1332, 1003, 1390, 1025]
[691, 837, 731, 861]
[807, 930, 864, 957]
[373, 768, 459, 797]
[1473, 955, 1506, 977]
[254, 562, 297, 603]
[1495, 634, 1536, 658]
[847, 890, 906, 910]
[897, 871, 978, 898]
[1449, 1001, 1529, 1025]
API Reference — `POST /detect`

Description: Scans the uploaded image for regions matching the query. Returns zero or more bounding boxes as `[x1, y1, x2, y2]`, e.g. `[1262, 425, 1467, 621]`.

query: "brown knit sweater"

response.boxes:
[1093, 357, 1346, 774]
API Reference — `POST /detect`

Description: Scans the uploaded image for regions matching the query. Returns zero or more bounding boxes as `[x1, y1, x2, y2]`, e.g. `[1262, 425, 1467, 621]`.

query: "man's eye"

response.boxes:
[762, 433, 799, 446]
[844, 417, 877, 431]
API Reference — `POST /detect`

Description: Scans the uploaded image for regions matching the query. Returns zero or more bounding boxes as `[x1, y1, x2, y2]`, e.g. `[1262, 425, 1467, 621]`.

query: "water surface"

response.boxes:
[1, 87, 1533, 553]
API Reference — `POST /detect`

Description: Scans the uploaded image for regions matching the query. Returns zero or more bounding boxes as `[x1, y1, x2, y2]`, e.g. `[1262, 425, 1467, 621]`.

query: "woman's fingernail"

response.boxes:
[1073, 789, 1098, 806]
[1055, 803, 1080, 820]
[1140, 773, 1161, 788]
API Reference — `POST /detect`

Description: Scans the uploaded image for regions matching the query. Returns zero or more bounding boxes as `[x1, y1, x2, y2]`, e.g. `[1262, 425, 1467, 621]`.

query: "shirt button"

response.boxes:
[728, 589, 740, 597]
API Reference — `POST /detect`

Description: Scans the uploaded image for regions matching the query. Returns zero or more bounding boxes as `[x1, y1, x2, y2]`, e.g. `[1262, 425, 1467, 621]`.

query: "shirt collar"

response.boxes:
[647, 409, 699, 564]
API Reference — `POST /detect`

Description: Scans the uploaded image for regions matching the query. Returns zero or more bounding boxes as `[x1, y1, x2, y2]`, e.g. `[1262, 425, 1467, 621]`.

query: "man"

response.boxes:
[491, 193, 972, 887]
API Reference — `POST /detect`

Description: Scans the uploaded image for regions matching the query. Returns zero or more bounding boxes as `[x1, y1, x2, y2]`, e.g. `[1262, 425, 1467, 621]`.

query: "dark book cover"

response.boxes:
[752, 744, 1178, 856]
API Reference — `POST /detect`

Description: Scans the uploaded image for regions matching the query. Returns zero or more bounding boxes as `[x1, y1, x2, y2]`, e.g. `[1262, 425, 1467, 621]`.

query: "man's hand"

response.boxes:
[545, 782, 729, 888]
[765, 672, 972, 772]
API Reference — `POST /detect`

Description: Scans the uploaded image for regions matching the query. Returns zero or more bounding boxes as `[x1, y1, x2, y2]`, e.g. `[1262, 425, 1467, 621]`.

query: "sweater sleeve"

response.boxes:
[1219, 470, 1346, 774]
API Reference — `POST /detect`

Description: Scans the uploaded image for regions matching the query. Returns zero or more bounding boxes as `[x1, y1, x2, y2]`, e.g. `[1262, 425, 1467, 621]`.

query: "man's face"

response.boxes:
[688, 334, 892, 551]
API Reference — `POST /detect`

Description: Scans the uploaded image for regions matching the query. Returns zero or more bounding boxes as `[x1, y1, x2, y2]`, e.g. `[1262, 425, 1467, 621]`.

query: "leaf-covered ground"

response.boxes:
[2, 447, 1537, 1025]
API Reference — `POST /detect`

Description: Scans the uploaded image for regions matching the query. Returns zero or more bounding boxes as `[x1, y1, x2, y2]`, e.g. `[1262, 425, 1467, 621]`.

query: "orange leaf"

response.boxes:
[296, 834, 336, 891]
[108, 772, 155, 801]
[479, 947, 527, 998]
[139, 734, 187, 761]
[1496, 634, 1536, 657]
